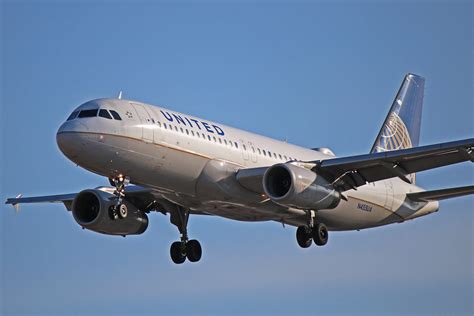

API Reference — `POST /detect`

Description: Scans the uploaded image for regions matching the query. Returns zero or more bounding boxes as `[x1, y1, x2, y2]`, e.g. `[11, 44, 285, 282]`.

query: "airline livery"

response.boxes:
[6, 74, 474, 264]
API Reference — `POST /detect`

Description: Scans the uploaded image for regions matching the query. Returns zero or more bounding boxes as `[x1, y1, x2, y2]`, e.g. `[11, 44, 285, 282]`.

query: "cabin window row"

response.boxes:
[155, 120, 294, 161]
[157, 121, 241, 149]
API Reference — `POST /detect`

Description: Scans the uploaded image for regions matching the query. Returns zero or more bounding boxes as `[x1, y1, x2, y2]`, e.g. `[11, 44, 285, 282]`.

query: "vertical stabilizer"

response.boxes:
[370, 73, 425, 183]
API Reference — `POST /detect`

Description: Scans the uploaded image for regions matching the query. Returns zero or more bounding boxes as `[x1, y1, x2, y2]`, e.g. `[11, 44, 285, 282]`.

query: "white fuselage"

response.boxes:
[56, 98, 439, 230]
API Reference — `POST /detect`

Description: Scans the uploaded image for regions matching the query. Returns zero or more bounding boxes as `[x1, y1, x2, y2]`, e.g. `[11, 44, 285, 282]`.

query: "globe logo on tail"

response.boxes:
[374, 112, 416, 183]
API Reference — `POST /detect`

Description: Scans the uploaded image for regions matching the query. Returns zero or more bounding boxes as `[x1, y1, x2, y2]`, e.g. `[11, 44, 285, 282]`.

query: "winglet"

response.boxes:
[12, 194, 23, 213]
[118, 91, 123, 100]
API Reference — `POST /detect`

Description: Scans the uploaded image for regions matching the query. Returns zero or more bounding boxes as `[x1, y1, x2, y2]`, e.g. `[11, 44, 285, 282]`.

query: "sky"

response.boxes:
[1, 1, 473, 315]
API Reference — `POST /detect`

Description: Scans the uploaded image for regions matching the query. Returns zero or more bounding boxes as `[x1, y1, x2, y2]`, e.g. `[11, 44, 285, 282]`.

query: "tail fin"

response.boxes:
[370, 73, 425, 183]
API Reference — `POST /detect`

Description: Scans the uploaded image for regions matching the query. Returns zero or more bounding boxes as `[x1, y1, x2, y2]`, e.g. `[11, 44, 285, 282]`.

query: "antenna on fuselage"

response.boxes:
[117, 91, 123, 100]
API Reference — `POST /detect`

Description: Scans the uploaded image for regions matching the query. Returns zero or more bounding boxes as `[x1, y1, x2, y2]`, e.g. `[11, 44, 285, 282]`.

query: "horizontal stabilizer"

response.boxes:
[407, 185, 474, 202]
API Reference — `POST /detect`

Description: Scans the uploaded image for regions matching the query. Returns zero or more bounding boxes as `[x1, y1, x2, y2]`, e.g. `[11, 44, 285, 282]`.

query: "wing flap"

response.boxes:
[407, 185, 474, 202]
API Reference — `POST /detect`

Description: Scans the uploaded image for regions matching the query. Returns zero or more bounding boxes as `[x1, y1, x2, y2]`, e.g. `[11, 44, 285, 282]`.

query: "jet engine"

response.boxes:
[263, 163, 341, 210]
[72, 189, 148, 236]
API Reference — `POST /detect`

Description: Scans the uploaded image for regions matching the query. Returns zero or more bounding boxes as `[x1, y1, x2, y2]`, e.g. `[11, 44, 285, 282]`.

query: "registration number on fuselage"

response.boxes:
[357, 203, 373, 212]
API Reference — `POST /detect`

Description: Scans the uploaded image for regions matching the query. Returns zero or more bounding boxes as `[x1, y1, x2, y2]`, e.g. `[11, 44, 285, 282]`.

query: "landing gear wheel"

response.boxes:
[170, 241, 186, 264]
[186, 239, 202, 262]
[118, 203, 128, 219]
[108, 206, 119, 220]
[296, 226, 313, 248]
[313, 223, 329, 246]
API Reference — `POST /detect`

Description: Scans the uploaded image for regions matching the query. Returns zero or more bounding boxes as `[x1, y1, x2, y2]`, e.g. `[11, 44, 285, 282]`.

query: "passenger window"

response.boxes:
[174, 126, 178, 131]
[67, 111, 79, 121]
[258, 148, 261, 154]
[263, 150, 267, 156]
[243, 144, 247, 151]
[208, 135, 211, 141]
[224, 139, 228, 145]
[180, 127, 184, 133]
[109, 110, 122, 120]
[158, 122, 162, 127]
[235, 142, 239, 148]
[213, 136, 217, 142]
[218, 138, 222, 144]
[191, 130, 194, 136]
[284, 155, 287, 160]
[279, 154, 282, 160]
[99, 109, 113, 119]
[268, 151, 272, 157]
[252, 147, 255, 153]
[78, 109, 98, 118]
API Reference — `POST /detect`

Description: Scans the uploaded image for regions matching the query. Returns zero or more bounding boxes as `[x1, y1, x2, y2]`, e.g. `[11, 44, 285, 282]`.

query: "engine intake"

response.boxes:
[72, 189, 148, 236]
[263, 163, 341, 210]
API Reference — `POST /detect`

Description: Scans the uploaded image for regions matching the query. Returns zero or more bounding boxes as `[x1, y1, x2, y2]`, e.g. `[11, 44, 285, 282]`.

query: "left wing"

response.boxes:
[407, 185, 474, 202]
[311, 138, 473, 191]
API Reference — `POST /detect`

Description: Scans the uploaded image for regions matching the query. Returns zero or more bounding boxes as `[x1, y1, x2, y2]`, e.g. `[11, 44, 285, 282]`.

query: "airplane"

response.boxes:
[5, 73, 474, 264]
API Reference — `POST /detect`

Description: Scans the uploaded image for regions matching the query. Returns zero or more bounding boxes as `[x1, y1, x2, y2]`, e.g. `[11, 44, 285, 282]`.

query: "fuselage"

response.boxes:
[56, 98, 439, 230]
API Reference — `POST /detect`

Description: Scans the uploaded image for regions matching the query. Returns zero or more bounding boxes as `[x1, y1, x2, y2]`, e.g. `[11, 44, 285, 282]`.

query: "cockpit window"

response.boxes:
[78, 109, 98, 118]
[99, 109, 113, 119]
[67, 111, 79, 121]
[109, 110, 122, 120]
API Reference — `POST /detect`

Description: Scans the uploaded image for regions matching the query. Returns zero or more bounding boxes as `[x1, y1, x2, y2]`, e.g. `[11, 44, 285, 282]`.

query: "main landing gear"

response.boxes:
[296, 211, 329, 248]
[169, 205, 202, 264]
[108, 175, 130, 220]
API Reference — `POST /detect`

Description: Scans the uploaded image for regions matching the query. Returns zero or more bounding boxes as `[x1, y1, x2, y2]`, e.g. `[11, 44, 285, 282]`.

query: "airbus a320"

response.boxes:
[6, 74, 474, 264]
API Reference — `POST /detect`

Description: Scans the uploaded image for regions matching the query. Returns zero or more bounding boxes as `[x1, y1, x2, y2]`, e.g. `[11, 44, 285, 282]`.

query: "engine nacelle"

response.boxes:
[72, 189, 148, 236]
[263, 163, 341, 210]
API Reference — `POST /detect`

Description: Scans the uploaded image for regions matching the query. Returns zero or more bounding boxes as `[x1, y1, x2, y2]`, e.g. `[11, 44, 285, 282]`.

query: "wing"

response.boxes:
[407, 185, 474, 202]
[5, 185, 155, 213]
[311, 138, 473, 191]
[5, 193, 77, 212]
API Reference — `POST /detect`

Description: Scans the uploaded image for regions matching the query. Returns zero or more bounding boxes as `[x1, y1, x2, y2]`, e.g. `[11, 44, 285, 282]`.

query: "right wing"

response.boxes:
[5, 193, 77, 212]
[5, 185, 155, 213]
[407, 185, 474, 202]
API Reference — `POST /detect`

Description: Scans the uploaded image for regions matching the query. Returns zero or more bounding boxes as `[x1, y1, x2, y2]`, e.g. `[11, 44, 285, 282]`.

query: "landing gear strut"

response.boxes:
[169, 205, 202, 264]
[108, 175, 130, 220]
[296, 211, 329, 248]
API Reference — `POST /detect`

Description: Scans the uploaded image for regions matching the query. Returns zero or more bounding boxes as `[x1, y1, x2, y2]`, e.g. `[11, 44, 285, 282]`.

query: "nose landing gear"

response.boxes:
[108, 175, 130, 220]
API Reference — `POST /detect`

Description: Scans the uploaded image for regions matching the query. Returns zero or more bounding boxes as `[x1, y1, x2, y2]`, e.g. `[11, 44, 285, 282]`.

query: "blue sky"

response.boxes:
[1, 1, 473, 315]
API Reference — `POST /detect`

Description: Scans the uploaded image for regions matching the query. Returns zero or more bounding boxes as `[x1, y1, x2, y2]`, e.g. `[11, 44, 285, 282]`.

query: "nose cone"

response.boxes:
[56, 121, 89, 161]
[57, 130, 82, 161]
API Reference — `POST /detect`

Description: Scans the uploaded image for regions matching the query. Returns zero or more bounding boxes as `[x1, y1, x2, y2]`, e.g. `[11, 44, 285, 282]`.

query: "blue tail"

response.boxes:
[370, 73, 425, 182]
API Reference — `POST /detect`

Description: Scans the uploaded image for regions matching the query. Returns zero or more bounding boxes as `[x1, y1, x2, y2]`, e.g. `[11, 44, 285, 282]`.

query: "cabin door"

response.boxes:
[131, 103, 153, 143]
[239, 139, 249, 161]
